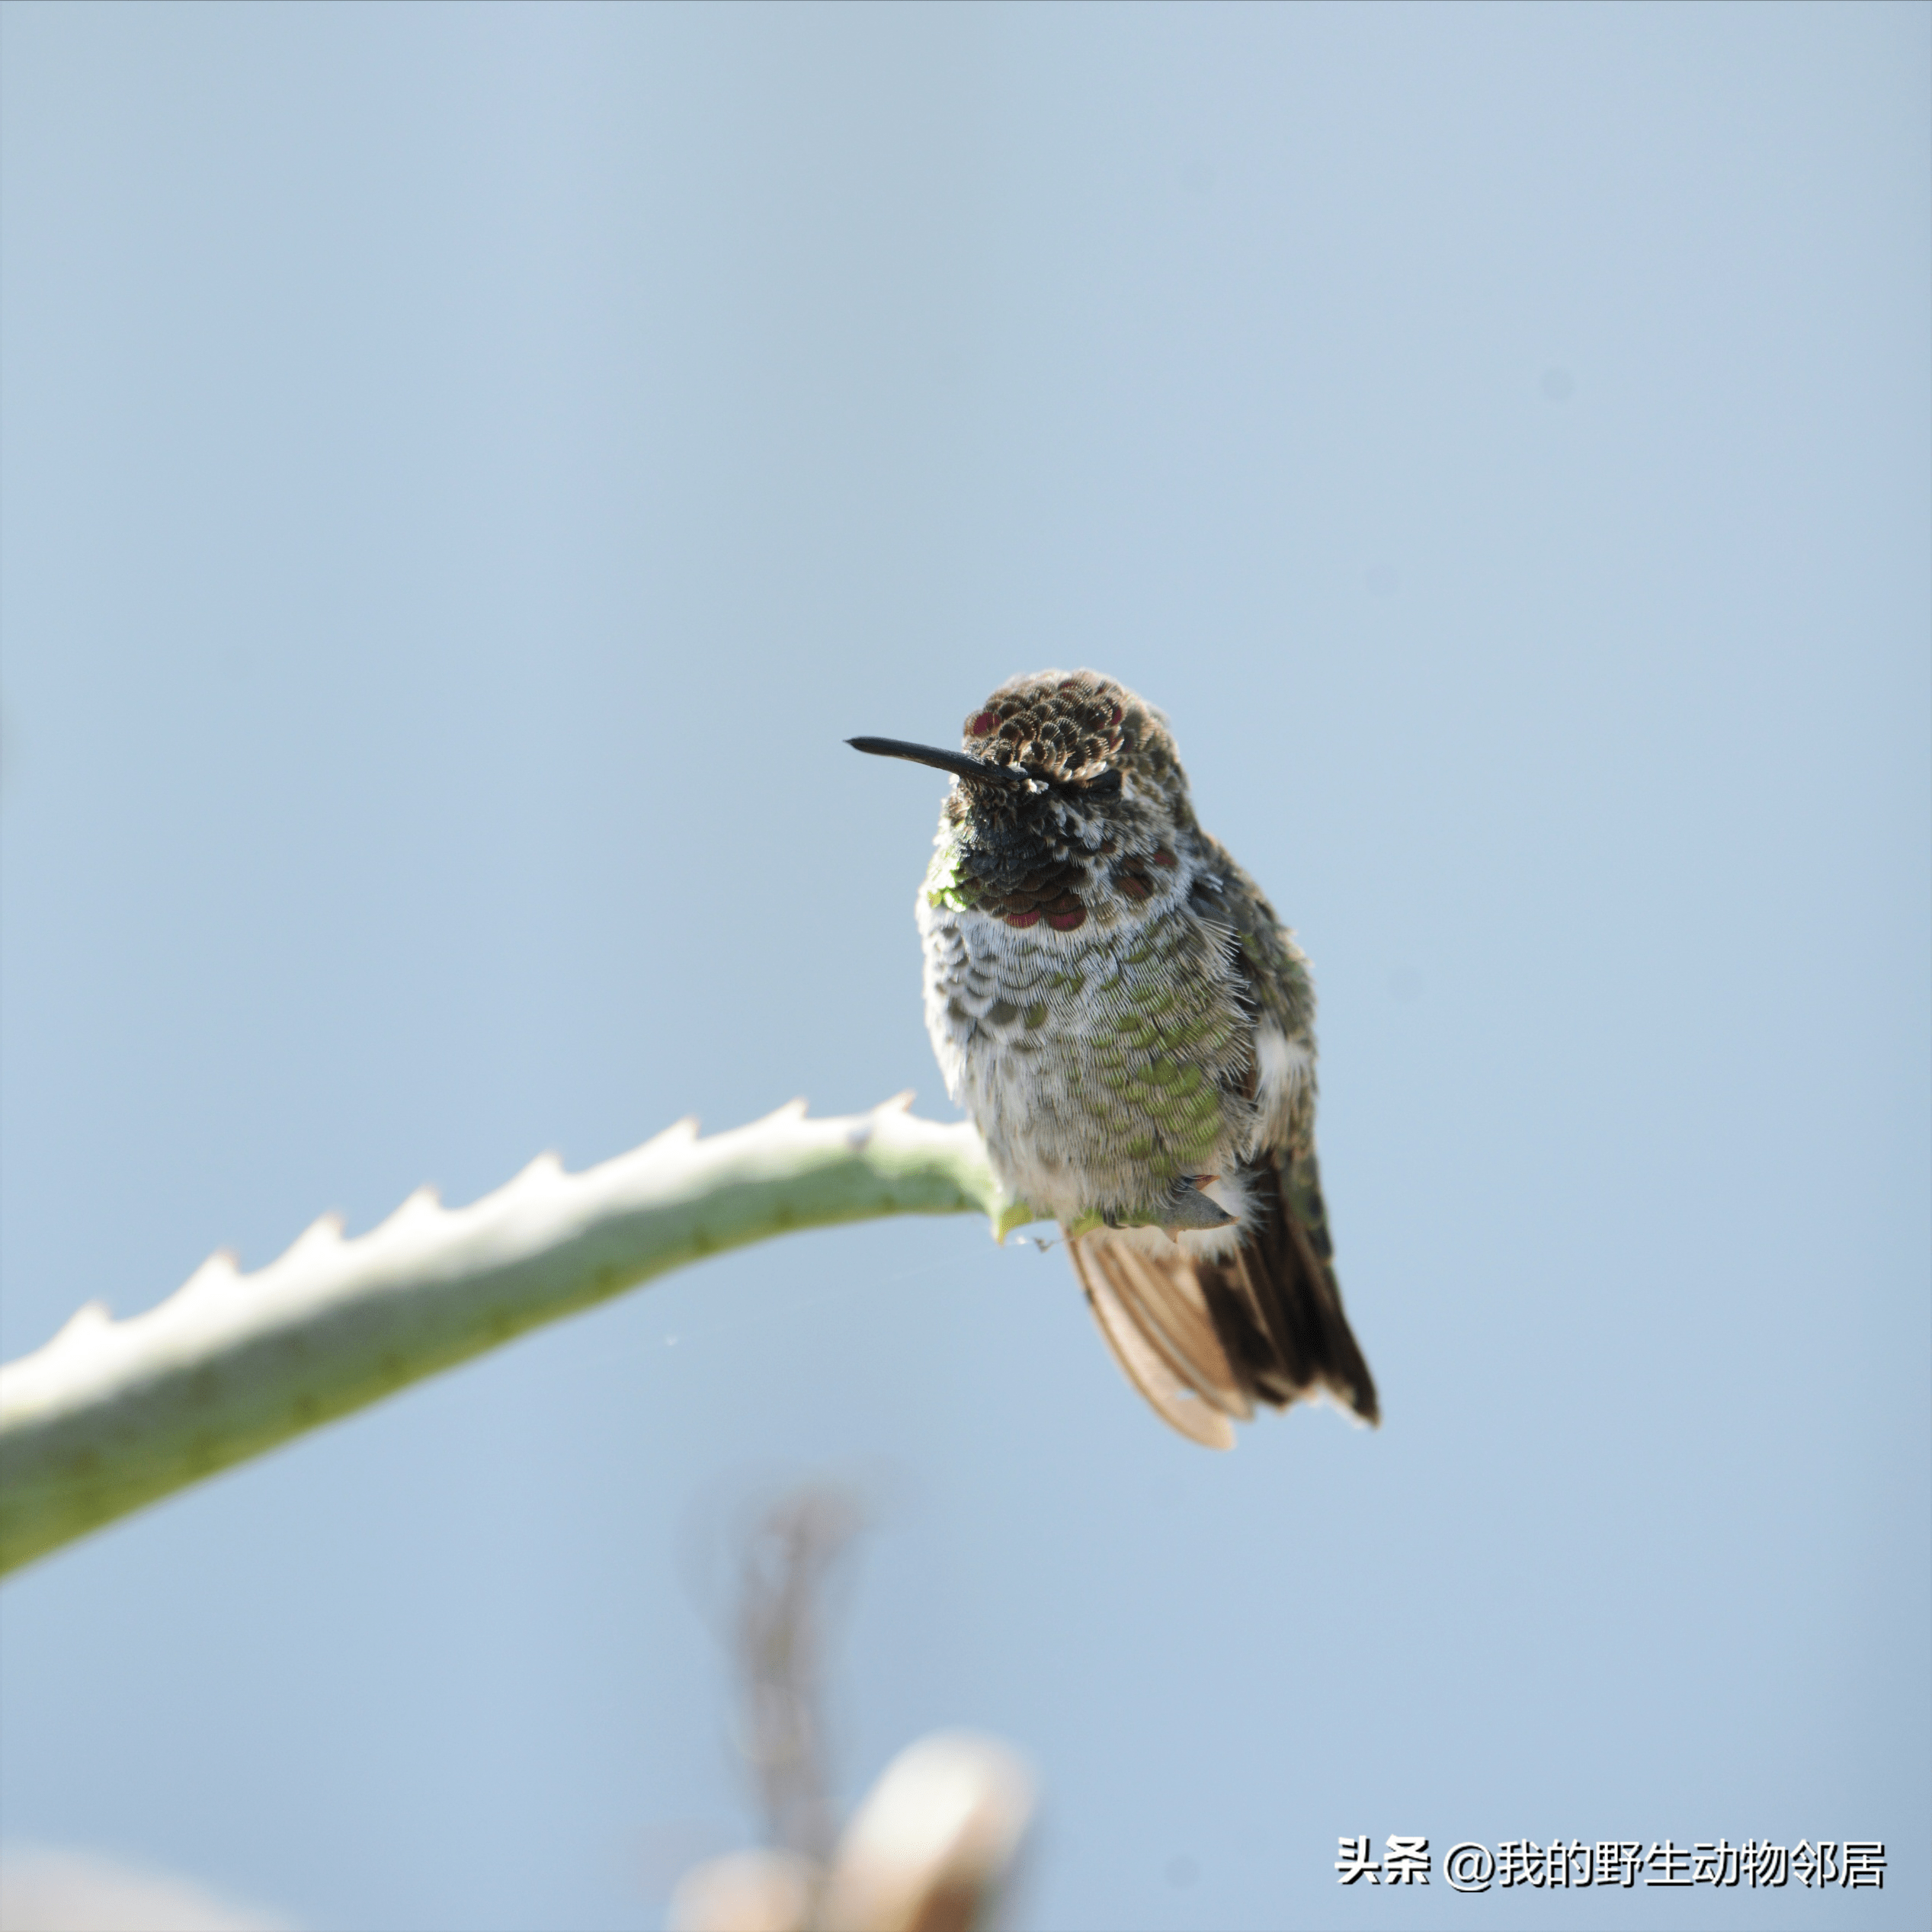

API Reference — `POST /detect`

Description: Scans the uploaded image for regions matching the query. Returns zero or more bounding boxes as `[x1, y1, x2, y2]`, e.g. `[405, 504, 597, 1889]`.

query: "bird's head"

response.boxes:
[851, 671, 1198, 932]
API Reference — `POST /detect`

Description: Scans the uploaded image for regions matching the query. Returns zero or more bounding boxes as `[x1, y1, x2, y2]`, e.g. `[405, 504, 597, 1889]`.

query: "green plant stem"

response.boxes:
[0, 1100, 1013, 1578]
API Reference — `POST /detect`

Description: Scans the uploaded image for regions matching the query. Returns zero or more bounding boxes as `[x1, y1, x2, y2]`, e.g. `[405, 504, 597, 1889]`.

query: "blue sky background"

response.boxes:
[2, 5, 1926, 1929]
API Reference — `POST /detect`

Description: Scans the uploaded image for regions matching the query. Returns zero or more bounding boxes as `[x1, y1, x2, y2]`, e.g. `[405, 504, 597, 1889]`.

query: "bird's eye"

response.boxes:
[1012, 763, 1120, 798]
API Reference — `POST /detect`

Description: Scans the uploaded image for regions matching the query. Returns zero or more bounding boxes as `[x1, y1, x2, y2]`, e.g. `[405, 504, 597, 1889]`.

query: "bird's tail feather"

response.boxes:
[1068, 1148, 1378, 1446]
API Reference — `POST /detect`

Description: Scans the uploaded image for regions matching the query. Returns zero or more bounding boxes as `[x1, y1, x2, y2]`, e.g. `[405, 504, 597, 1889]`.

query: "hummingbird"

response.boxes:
[851, 670, 1378, 1449]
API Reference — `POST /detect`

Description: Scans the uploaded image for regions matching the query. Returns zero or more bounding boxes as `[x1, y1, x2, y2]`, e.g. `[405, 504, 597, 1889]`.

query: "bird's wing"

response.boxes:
[1060, 835, 1376, 1445]
[1193, 841, 1380, 1426]
[1190, 1147, 1380, 1425]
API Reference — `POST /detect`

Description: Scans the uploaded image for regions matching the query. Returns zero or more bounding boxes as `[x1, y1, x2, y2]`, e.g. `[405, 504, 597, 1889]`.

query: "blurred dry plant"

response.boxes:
[669, 1482, 1033, 1932]
[737, 1484, 867, 1864]
[0, 1847, 291, 1931]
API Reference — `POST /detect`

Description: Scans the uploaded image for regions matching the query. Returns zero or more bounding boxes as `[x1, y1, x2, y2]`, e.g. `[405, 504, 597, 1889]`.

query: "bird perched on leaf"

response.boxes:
[850, 670, 1377, 1449]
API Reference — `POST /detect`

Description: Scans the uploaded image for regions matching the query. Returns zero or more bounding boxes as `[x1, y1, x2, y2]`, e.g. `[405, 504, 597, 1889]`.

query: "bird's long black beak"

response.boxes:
[847, 736, 1031, 788]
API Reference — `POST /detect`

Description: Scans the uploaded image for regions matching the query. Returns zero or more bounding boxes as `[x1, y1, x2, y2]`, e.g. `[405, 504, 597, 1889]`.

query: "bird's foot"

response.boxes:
[1159, 1174, 1235, 1239]
[1100, 1177, 1235, 1243]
